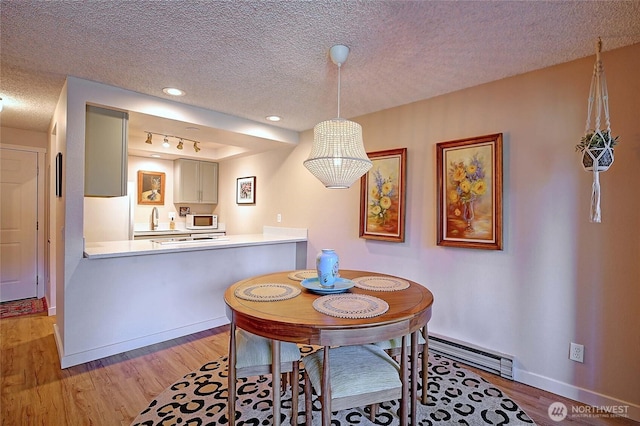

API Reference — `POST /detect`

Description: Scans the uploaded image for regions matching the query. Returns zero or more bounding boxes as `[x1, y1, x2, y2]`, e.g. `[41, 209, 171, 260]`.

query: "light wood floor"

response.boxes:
[1, 312, 636, 425]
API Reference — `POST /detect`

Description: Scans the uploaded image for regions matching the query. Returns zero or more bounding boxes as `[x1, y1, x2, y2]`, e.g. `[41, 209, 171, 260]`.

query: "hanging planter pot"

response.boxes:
[576, 130, 618, 172]
[578, 38, 621, 223]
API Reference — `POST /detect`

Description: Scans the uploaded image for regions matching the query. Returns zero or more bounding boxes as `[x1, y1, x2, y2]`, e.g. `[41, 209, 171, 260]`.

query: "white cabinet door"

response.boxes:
[85, 106, 128, 197]
[174, 159, 200, 203]
[199, 161, 218, 204]
[174, 159, 218, 203]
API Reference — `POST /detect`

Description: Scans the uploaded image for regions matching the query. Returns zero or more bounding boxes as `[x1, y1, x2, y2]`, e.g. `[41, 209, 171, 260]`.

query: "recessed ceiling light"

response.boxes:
[163, 87, 185, 96]
[150, 154, 161, 158]
[265, 115, 282, 122]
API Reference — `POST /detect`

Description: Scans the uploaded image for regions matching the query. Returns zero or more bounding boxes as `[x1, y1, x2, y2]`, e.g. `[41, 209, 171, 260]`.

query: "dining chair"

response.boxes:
[375, 327, 429, 404]
[228, 325, 301, 426]
[303, 344, 403, 425]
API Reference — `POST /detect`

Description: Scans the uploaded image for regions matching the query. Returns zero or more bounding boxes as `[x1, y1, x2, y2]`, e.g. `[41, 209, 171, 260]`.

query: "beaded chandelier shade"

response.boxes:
[304, 45, 372, 189]
[305, 118, 372, 189]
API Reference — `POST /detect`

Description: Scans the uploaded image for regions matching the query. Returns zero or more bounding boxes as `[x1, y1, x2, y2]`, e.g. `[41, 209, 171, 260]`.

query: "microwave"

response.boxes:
[186, 214, 218, 230]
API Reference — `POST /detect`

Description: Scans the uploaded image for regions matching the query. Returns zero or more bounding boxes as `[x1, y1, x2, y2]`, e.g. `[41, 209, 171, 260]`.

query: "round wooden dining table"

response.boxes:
[224, 269, 434, 426]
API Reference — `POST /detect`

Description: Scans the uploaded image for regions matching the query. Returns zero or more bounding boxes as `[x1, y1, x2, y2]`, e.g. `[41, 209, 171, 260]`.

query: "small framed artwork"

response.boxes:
[359, 148, 407, 242]
[436, 133, 503, 250]
[179, 206, 191, 217]
[55, 152, 63, 197]
[236, 176, 256, 204]
[137, 170, 165, 205]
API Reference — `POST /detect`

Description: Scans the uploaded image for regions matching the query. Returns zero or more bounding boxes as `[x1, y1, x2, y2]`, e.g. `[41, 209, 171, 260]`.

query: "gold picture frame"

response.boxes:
[436, 134, 503, 250]
[137, 170, 165, 205]
[359, 148, 407, 242]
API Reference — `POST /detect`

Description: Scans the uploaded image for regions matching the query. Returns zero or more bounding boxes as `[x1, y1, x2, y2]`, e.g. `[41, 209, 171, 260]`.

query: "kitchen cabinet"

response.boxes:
[85, 105, 128, 197]
[173, 159, 218, 204]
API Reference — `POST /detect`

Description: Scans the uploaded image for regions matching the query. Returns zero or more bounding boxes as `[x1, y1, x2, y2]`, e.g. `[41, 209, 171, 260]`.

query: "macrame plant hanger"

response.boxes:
[581, 37, 615, 223]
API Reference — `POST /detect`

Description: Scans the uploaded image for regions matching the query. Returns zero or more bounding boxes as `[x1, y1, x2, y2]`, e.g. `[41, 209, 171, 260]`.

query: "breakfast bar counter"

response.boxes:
[84, 231, 307, 259]
[56, 227, 307, 368]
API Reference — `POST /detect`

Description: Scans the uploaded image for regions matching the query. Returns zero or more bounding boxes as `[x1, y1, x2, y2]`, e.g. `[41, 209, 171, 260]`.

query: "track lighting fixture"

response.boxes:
[144, 131, 202, 153]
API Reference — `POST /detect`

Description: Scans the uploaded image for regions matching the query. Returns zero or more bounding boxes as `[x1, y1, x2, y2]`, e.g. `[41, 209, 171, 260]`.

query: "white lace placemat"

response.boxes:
[353, 276, 410, 291]
[287, 270, 317, 281]
[234, 283, 301, 302]
[312, 294, 389, 319]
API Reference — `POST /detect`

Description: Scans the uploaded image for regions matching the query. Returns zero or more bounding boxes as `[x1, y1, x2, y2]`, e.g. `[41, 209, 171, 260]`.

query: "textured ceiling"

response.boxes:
[2, 1, 640, 154]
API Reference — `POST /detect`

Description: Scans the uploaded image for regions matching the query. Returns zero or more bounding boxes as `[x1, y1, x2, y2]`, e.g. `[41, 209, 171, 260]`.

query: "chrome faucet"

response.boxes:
[151, 207, 159, 230]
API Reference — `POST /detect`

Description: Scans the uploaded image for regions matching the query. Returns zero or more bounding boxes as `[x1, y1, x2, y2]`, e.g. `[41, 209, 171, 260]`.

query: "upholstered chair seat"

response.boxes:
[228, 328, 301, 425]
[303, 344, 402, 425]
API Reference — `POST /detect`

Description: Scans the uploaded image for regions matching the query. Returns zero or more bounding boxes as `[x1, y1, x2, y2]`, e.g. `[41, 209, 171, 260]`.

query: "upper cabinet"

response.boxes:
[174, 159, 218, 204]
[85, 105, 128, 197]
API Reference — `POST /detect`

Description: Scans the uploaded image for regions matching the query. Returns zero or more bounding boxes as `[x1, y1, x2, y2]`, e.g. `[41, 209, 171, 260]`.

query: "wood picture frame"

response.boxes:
[436, 133, 503, 250]
[236, 176, 256, 204]
[359, 148, 407, 242]
[137, 170, 165, 205]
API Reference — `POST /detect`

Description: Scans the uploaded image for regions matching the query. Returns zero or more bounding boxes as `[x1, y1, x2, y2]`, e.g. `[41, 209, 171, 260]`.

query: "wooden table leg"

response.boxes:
[228, 322, 237, 426]
[272, 339, 281, 424]
[400, 335, 408, 426]
[411, 330, 419, 423]
[422, 325, 429, 404]
[322, 346, 331, 426]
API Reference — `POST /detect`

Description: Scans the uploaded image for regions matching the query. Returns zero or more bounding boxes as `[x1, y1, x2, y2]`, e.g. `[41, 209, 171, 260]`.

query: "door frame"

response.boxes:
[0, 144, 46, 301]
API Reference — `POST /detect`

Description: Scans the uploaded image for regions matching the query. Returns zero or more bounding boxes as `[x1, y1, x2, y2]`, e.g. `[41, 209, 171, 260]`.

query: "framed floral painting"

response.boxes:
[436, 134, 503, 250]
[359, 148, 407, 242]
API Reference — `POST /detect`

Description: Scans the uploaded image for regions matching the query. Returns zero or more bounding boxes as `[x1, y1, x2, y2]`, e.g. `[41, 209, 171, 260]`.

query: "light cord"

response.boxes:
[336, 63, 342, 118]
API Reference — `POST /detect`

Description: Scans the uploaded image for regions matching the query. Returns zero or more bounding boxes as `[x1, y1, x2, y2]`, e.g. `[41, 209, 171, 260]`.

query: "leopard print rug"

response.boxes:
[132, 349, 535, 425]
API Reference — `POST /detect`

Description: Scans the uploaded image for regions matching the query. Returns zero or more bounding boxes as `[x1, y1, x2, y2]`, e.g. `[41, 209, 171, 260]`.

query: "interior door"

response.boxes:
[0, 148, 38, 302]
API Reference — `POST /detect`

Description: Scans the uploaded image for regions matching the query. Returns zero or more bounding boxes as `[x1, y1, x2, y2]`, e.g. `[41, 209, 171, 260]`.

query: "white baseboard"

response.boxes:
[54, 317, 230, 369]
[514, 367, 640, 422]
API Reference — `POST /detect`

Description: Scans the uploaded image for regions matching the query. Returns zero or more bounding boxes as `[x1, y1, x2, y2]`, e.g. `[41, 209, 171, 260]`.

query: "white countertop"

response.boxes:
[84, 227, 307, 259]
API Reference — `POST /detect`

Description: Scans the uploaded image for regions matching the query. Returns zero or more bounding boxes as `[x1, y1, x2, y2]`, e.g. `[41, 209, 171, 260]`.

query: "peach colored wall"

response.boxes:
[0, 126, 48, 148]
[218, 43, 640, 415]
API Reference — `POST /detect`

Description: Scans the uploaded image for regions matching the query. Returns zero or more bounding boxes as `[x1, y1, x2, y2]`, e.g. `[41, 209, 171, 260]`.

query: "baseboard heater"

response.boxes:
[428, 333, 514, 380]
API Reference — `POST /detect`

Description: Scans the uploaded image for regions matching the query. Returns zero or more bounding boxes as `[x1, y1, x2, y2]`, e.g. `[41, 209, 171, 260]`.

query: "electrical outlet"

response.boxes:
[277, 213, 282, 223]
[569, 342, 584, 363]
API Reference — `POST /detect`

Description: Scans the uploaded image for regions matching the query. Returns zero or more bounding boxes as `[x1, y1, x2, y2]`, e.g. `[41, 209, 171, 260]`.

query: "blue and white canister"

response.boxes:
[316, 249, 339, 287]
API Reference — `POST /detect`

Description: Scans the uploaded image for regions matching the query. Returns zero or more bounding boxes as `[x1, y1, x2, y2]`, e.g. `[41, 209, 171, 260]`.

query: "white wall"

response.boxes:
[217, 43, 640, 418]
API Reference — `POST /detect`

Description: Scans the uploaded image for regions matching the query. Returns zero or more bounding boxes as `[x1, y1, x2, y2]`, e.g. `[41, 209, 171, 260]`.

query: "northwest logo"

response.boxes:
[548, 402, 568, 422]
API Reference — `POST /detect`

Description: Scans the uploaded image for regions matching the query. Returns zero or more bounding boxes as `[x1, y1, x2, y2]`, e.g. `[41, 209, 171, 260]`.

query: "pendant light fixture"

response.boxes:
[304, 45, 372, 189]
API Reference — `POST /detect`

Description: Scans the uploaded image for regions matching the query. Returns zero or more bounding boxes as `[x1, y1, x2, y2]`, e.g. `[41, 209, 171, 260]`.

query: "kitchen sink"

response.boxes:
[151, 236, 230, 245]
